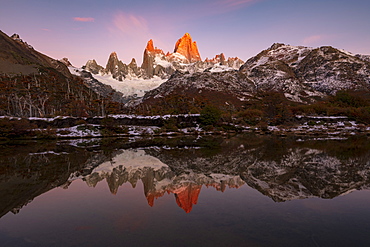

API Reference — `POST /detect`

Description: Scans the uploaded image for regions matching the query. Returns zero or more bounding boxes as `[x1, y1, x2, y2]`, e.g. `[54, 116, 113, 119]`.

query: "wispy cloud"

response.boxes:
[73, 17, 95, 22]
[41, 28, 50, 32]
[110, 11, 150, 38]
[303, 35, 323, 45]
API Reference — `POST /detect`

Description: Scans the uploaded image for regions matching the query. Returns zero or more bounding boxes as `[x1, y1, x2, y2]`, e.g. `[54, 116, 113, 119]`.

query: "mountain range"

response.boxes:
[1, 30, 370, 118]
[138, 43, 370, 112]
[84, 33, 244, 81]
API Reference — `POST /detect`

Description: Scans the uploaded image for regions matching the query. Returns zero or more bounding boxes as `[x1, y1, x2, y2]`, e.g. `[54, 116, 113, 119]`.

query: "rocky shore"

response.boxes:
[1, 114, 369, 140]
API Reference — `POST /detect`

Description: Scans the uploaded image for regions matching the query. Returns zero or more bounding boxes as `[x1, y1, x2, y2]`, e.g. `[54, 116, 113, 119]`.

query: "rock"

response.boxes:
[59, 57, 72, 67]
[141, 39, 165, 78]
[128, 58, 141, 77]
[173, 33, 201, 63]
[104, 52, 128, 81]
[10, 33, 21, 40]
[85, 59, 104, 74]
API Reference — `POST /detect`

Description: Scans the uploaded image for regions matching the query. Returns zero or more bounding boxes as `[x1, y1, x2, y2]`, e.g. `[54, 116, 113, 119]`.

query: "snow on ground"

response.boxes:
[69, 66, 165, 97]
[29, 151, 68, 156]
[56, 125, 101, 138]
[68, 66, 81, 76]
[251, 56, 269, 69]
[208, 64, 236, 73]
[92, 73, 166, 97]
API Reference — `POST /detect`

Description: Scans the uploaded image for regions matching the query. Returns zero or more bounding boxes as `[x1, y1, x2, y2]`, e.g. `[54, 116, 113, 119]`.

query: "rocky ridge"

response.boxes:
[0, 31, 71, 77]
[84, 33, 244, 80]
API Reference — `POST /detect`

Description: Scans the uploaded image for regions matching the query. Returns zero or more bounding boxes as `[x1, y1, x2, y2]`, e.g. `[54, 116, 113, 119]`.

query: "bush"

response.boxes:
[238, 109, 263, 125]
[0, 118, 36, 138]
[331, 90, 368, 108]
[199, 105, 222, 126]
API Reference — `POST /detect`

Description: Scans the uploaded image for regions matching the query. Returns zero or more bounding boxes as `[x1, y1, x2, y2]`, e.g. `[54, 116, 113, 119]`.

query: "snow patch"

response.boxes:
[92, 73, 165, 97]
[154, 56, 173, 68]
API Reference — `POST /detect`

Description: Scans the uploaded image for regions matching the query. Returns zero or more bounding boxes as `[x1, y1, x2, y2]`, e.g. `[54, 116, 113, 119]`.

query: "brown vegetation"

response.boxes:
[0, 67, 124, 118]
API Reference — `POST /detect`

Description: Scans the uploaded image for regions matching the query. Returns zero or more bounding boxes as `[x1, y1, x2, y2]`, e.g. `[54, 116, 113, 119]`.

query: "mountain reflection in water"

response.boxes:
[1, 134, 370, 217]
[69, 149, 245, 213]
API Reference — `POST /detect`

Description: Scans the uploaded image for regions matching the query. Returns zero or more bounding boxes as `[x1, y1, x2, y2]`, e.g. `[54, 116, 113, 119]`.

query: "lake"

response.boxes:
[1, 134, 370, 247]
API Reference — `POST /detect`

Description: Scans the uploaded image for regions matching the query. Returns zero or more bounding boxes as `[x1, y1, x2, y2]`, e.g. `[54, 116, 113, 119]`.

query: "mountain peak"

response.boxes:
[145, 39, 164, 55]
[174, 33, 201, 63]
[109, 52, 118, 58]
[146, 39, 155, 52]
[59, 57, 72, 67]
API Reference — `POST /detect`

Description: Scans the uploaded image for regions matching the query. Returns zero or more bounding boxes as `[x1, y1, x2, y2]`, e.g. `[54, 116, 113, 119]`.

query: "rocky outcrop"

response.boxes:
[227, 56, 245, 68]
[85, 59, 104, 74]
[104, 52, 129, 81]
[205, 53, 226, 65]
[128, 58, 142, 77]
[173, 33, 201, 63]
[141, 39, 166, 78]
[59, 57, 72, 67]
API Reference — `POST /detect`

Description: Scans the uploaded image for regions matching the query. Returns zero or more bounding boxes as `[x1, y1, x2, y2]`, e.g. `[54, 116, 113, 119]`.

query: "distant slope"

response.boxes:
[0, 31, 70, 77]
[0, 31, 123, 117]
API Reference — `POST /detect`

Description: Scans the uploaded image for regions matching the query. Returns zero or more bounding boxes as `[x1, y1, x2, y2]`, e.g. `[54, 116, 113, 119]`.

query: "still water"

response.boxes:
[0, 135, 370, 246]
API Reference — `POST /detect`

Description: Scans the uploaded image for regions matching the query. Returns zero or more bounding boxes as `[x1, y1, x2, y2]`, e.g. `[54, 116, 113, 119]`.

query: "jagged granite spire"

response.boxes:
[174, 33, 201, 63]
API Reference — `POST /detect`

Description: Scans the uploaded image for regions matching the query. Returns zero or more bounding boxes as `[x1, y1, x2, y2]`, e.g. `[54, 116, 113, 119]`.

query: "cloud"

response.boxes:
[73, 17, 95, 22]
[41, 28, 50, 32]
[110, 12, 150, 38]
[303, 35, 323, 45]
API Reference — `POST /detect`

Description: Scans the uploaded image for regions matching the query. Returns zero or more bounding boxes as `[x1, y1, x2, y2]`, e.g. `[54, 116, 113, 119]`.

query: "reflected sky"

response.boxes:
[2, 178, 370, 247]
[1, 135, 370, 246]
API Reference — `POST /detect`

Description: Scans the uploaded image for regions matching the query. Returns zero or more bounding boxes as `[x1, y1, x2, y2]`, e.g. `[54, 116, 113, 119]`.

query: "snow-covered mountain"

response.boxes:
[240, 43, 370, 95]
[137, 43, 370, 107]
[80, 33, 244, 98]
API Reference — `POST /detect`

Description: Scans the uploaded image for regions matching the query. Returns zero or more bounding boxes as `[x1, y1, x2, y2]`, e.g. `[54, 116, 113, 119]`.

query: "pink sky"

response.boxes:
[1, 0, 370, 67]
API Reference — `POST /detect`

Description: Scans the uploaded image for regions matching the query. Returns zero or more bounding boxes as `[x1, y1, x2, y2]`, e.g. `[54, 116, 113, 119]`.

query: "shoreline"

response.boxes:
[1, 114, 369, 141]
